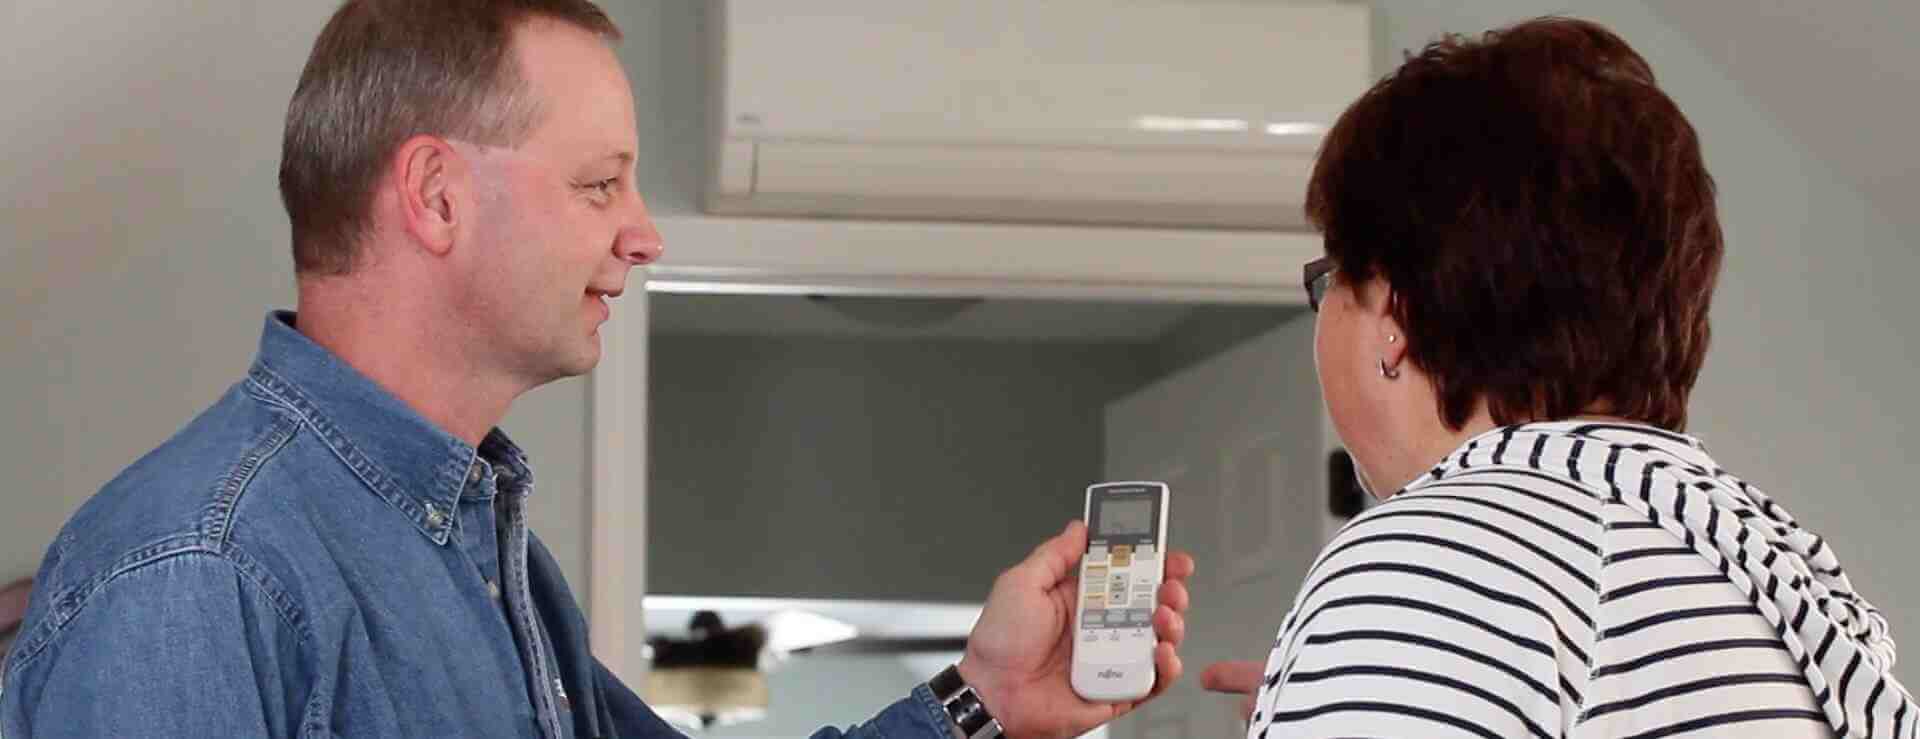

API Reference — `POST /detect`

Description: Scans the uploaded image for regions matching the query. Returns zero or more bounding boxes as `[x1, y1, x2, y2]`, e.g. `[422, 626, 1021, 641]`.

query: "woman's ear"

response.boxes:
[1376, 284, 1409, 371]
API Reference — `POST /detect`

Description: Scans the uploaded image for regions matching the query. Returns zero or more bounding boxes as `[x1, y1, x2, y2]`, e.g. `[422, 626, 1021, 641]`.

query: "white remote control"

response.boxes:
[1070, 481, 1170, 702]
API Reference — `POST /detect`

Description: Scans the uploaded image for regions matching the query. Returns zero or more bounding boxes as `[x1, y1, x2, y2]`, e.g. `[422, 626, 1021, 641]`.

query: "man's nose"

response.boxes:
[614, 225, 664, 266]
[614, 199, 665, 266]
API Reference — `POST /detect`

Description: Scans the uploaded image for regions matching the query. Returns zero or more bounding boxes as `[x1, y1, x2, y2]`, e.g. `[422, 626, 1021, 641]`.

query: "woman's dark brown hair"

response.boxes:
[1306, 16, 1722, 431]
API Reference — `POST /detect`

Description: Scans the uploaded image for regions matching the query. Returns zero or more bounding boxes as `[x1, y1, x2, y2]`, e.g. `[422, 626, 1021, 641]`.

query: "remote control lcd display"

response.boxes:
[1099, 499, 1153, 536]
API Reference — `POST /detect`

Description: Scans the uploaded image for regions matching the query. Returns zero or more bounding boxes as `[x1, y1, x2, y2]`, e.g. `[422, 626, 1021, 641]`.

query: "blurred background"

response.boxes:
[4, 1, 1918, 736]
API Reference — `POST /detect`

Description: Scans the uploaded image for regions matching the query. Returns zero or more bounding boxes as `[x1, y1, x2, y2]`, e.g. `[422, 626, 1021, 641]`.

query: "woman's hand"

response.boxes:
[1200, 660, 1263, 721]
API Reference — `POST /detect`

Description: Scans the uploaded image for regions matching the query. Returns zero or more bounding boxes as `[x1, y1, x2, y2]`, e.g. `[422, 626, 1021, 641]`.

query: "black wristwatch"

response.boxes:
[928, 664, 1007, 739]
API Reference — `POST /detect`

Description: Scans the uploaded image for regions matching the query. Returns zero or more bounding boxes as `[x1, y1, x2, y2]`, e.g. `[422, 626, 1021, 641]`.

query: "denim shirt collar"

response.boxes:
[245, 311, 533, 545]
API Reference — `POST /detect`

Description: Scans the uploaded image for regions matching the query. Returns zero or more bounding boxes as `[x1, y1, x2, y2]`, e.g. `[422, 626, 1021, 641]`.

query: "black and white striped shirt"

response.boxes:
[1249, 421, 1913, 739]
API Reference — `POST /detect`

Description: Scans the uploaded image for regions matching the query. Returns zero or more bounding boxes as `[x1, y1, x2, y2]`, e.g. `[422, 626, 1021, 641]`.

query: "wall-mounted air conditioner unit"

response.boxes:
[708, 1, 1372, 231]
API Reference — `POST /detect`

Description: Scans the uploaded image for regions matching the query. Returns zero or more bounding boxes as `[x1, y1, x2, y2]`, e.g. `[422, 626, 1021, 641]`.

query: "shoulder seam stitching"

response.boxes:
[5, 547, 313, 675]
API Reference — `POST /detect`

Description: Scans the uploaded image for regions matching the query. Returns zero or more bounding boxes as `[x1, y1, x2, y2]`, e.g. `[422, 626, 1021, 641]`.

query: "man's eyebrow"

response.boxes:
[600, 151, 635, 165]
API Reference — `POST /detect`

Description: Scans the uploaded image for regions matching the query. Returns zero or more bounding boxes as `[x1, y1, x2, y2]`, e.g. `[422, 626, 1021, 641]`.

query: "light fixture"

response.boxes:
[1131, 115, 1251, 133]
[806, 294, 983, 328]
[1263, 122, 1329, 136]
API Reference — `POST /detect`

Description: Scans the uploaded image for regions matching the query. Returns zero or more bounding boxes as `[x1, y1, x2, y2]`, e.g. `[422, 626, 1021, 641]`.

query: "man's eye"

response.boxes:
[584, 178, 619, 197]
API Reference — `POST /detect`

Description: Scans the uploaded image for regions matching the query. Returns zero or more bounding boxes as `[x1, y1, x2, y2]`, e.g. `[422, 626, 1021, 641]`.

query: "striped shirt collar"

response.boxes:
[1413, 419, 1711, 492]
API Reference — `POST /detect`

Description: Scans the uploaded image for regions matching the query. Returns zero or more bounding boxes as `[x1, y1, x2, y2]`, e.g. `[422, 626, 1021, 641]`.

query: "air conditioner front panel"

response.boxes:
[718, 1, 1370, 147]
[711, 0, 1369, 229]
[710, 139, 1312, 229]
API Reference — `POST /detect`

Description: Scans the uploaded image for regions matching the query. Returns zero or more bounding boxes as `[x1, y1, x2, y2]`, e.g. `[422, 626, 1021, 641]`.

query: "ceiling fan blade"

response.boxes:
[792, 637, 970, 655]
[644, 595, 981, 642]
[760, 609, 860, 652]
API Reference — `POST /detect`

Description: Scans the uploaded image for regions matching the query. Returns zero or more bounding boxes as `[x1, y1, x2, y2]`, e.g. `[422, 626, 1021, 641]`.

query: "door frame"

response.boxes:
[588, 214, 1319, 680]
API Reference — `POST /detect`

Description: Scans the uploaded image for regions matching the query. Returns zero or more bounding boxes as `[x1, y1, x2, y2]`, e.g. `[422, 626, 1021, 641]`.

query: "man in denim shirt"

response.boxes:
[0, 1, 1197, 737]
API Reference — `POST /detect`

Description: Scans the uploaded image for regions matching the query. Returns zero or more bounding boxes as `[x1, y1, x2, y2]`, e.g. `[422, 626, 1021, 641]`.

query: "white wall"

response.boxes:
[616, 0, 709, 217]
[2, 1, 316, 580]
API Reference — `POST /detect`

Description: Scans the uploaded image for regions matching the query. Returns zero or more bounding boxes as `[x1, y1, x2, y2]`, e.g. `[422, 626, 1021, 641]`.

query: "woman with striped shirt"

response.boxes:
[1199, 17, 1913, 739]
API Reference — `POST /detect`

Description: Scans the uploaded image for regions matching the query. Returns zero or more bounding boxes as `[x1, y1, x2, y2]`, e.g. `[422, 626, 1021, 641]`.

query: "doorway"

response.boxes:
[632, 292, 1339, 736]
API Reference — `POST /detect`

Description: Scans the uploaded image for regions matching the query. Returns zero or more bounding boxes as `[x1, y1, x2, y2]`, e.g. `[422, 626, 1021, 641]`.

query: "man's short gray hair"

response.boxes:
[278, 0, 621, 275]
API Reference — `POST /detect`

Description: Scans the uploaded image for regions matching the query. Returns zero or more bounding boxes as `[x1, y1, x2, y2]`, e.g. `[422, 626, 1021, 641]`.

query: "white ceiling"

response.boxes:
[649, 293, 1205, 342]
[1647, 1, 1920, 226]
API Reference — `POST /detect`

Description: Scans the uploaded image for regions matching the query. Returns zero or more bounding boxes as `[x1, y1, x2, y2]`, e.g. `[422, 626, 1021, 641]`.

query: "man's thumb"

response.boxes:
[1021, 519, 1087, 585]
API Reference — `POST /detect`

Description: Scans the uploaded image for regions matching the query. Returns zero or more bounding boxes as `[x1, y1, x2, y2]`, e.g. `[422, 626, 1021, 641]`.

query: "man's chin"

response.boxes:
[533, 339, 602, 385]
[564, 339, 603, 377]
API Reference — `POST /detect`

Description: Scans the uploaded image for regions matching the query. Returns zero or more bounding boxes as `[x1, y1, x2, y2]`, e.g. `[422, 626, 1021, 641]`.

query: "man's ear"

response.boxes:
[393, 135, 462, 257]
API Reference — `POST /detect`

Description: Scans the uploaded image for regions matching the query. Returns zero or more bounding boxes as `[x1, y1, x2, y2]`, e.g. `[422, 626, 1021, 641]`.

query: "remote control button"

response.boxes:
[1135, 545, 1156, 560]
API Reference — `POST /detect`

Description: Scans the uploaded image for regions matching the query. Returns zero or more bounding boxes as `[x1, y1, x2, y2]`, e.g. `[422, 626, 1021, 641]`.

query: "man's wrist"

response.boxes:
[931, 662, 1007, 739]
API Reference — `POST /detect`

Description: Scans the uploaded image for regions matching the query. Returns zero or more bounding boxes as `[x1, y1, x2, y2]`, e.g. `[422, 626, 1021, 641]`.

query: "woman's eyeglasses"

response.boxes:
[1303, 257, 1335, 312]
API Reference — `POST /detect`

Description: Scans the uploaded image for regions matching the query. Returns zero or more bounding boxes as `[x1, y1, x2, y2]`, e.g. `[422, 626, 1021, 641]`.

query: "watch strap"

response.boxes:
[929, 664, 1006, 739]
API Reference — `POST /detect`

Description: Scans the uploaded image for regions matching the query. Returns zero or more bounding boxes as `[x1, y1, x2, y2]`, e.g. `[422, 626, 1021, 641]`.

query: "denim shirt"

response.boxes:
[1, 312, 954, 739]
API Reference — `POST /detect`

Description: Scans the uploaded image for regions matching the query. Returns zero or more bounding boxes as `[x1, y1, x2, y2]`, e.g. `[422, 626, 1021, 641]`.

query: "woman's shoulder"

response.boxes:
[1370, 466, 1608, 553]
[1302, 471, 1608, 627]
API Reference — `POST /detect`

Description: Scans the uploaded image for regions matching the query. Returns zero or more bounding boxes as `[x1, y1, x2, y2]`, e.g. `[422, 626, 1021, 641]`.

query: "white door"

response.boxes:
[1102, 311, 1341, 739]
[590, 289, 651, 681]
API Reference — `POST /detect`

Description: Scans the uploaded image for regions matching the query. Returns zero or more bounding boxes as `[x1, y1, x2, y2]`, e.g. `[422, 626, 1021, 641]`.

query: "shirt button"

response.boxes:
[468, 465, 483, 483]
[485, 578, 501, 600]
